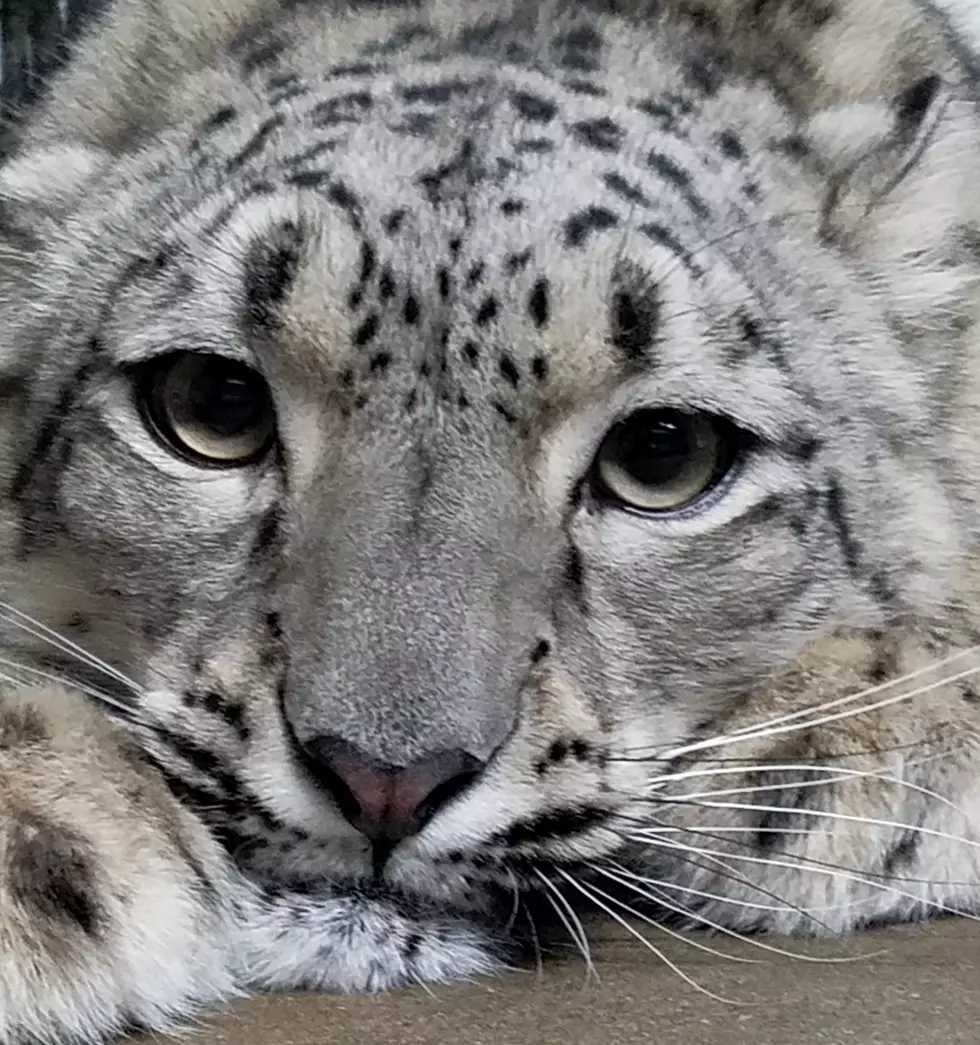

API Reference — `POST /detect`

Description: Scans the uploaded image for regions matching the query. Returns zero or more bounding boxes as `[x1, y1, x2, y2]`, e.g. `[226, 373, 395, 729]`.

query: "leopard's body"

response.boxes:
[3, 0, 980, 1040]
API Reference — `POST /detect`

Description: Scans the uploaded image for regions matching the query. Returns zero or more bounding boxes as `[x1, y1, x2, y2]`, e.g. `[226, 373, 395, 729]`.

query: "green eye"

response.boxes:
[594, 409, 738, 512]
[139, 353, 276, 466]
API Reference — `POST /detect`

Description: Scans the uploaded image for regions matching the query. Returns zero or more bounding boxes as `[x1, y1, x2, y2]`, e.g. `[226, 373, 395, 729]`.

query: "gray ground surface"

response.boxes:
[150, 920, 978, 1045]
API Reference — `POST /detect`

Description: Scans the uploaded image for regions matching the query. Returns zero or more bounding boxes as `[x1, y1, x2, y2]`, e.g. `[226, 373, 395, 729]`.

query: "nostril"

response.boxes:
[300, 735, 485, 844]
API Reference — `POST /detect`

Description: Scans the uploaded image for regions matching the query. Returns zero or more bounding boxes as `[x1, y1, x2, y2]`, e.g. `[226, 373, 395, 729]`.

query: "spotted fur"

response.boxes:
[4, 0, 980, 1040]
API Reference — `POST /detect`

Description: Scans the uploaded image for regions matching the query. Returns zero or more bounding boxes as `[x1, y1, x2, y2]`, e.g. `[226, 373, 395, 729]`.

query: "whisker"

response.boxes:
[554, 868, 745, 1004]
[0, 601, 143, 694]
[598, 862, 874, 914]
[623, 815, 980, 890]
[520, 898, 545, 980]
[0, 654, 136, 715]
[504, 867, 523, 934]
[585, 866, 762, 965]
[645, 796, 980, 854]
[621, 833, 844, 935]
[533, 870, 598, 982]
[612, 737, 938, 764]
[661, 663, 980, 760]
[725, 645, 980, 740]
[641, 762, 975, 826]
[595, 862, 885, 963]
[630, 832, 980, 925]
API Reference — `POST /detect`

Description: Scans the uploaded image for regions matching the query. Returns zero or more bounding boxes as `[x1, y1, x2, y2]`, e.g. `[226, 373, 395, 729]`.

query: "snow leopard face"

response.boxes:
[0, 0, 975, 947]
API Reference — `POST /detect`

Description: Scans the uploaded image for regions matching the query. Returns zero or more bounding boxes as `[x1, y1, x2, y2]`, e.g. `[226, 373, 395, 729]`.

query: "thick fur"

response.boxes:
[3, 0, 980, 1040]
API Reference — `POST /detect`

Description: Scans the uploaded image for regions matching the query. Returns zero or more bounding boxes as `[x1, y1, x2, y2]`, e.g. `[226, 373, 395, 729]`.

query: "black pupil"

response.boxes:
[614, 411, 697, 486]
[187, 360, 267, 436]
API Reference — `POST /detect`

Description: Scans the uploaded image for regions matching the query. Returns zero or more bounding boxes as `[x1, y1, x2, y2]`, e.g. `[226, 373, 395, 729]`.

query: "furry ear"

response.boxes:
[799, 72, 980, 344]
[806, 74, 963, 244]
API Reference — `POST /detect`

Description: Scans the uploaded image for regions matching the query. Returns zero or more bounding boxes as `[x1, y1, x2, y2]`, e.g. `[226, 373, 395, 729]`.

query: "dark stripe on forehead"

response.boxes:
[638, 222, 705, 279]
[608, 261, 661, 364]
[242, 219, 305, 328]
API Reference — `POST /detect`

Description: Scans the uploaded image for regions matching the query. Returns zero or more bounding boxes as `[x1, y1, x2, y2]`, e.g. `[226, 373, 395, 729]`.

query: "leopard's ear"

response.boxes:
[804, 74, 970, 245]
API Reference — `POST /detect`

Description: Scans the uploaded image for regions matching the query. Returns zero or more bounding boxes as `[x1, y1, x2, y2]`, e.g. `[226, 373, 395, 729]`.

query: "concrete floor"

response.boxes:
[162, 919, 978, 1045]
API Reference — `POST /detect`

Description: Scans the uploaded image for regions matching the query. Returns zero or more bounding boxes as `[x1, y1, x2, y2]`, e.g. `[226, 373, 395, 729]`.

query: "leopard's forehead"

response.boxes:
[99, 46, 828, 469]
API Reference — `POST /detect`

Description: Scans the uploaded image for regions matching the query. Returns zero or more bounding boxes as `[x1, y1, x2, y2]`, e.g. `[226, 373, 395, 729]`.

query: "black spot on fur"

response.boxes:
[511, 90, 558, 122]
[8, 816, 104, 937]
[570, 117, 623, 152]
[476, 297, 499, 325]
[603, 172, 651, 207]
[252, 508, 281, 558]
[528, 279, 550, 328]
[403, 295, 421, 325]
[438, 268, 452, 300]
[548, 741, 569, 764]
[531, 639, 551, 664]
[531, 355, 549, 381]
[553, 24, 603, 73]
[463, 341, 480, 365]
[494, 401, 518, 424]
[566, 546, 585, 591]
[684, 55, 723, 95]
[288, 169, 332, 189]
[716, 129, 746, 159]
[353, 313, 380, 348]
[310, 91, 373, 127]
[565, 78, 606, 97]
[370, 351, 392, 373]
[501, 199, 525, 216]
[564, 206, 619, 247]
[505, 249, 533, 274]
[499, 355, 520, 387]
[200, 105, 238, 134]
[882, 829, 921, 876]
[384, 209, 408, 233]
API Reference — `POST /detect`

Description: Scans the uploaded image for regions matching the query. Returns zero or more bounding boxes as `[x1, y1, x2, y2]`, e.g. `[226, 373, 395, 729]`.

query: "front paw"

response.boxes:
[0, 686, 239, 1043]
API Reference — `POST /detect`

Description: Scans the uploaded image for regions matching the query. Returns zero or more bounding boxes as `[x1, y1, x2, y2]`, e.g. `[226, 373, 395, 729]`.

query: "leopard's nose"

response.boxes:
[302, 735, 485, 845]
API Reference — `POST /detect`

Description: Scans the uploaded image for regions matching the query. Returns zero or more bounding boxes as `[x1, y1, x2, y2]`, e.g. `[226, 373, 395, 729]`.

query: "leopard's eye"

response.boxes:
[593, 409, 738, 512]
[138, 353, 276, 466]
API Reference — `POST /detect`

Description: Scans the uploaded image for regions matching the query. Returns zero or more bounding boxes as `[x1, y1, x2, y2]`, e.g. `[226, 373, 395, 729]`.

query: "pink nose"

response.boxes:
[302, 736, 484, 845]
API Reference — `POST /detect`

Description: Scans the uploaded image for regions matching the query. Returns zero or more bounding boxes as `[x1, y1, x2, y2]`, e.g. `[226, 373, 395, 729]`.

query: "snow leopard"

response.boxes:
[3, 0, 980, 1040]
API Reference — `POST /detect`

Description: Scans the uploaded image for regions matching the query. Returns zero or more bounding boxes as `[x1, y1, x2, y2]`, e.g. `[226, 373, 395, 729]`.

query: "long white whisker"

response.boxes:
[594, 862, 883, 963]
[533, 870, 598, 982]
[724, 645, 980, 739]
[0, 602, 143, 694]
[662, 664, 980, 760]
[631, 833, 980, 925]
[644, 797, 980, 854]
[643, 763, 975, 826]
[554, 868, 745, 1004]
[0, 654, 136, 715]
[599, 863, 875, 914]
